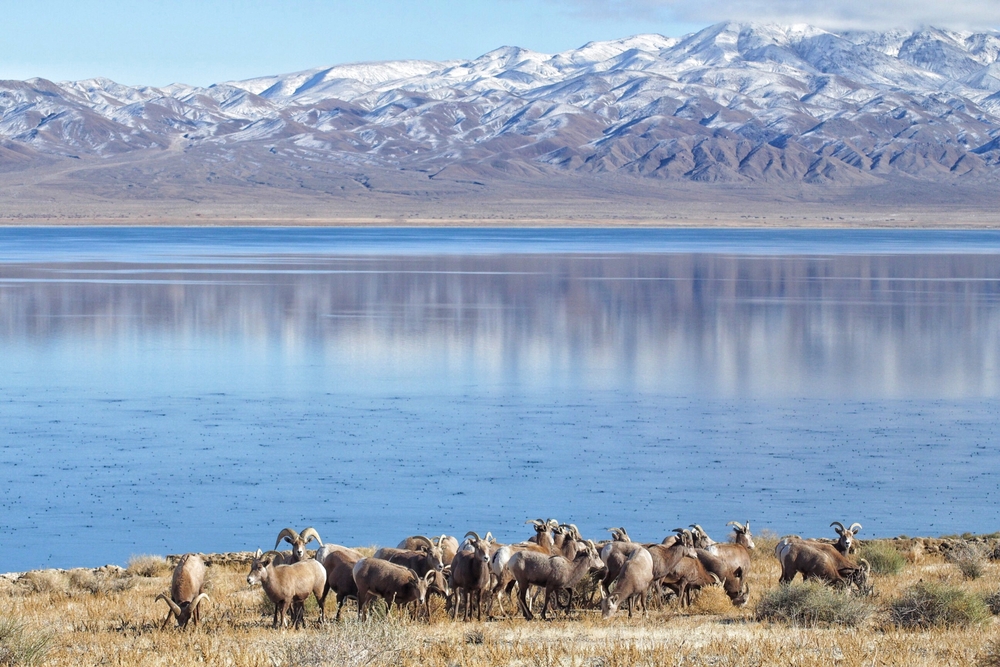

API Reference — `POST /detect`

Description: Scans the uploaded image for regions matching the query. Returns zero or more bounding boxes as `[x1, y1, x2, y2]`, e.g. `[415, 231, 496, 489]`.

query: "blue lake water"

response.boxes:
[1, 227, 999, 572]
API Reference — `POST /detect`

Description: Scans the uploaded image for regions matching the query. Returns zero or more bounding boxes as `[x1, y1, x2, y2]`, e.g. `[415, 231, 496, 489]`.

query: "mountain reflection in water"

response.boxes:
[1, 232, 998, 571]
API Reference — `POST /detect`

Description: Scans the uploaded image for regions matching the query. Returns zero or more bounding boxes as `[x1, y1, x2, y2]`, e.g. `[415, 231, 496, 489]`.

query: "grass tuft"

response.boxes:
[125, 554, 170, 578]
[947, 543, 988, 580]
[984, 589, 1000, 615]
[756, 581, 873, 627]
[858, 541, 907, 575]
[889, 581, 990, 628]
[0, 618, 54, 666]
[687, 586, 733, 615]
[751, 529, 780, 562]
[280, 618, 411, 666]
[18, 570, 69, 596]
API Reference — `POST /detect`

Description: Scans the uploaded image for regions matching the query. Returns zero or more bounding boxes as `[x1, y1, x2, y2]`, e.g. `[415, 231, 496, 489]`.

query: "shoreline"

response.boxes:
[2, 217, 1000, 228]
[4, 532, 996, 580]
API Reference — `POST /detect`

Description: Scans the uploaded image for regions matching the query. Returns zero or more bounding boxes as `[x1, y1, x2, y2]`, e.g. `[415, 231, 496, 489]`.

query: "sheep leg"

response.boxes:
[516, 582, 534, 621]
[357, 589, 370, 620]
[541, 588, 552, 621]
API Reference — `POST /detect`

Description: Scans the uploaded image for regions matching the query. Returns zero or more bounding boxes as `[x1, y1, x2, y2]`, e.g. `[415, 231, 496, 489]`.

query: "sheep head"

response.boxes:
[727, 520, 755, 550]
[831, 521, 862, 554]
[464, 531, 492, 563]
[689, 524, 715, 549]
[274, 527, 323, 562]
[247, 549, 281, 586]
[157, 592, 210, 628]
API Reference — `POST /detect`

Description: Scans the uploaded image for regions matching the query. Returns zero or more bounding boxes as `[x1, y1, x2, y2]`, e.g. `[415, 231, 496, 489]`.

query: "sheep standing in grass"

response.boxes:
[509, 540, 604, 620]
[352, 557, 433, 620]
[246, 549, 326, 628]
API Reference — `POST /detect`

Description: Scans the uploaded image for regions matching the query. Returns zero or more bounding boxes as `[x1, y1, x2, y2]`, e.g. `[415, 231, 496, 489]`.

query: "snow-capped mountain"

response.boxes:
[4, 22, 1000, 184]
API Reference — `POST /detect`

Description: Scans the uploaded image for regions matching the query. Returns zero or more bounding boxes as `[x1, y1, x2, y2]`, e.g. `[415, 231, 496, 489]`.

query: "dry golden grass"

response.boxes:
[2, 543, 999, 667]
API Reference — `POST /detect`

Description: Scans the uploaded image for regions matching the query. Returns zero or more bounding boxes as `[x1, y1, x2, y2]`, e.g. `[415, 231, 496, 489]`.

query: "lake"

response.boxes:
[1, 227, 999, 572]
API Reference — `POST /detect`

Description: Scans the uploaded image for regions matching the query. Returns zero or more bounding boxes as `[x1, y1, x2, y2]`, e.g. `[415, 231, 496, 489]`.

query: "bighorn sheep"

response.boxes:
[599, 532, 644, 597]
[398, 534, 459, 566]
[449, 531, 493, 621]
[273, 527, 323, 564]
[606, 527, 631, 543]
[374, 536, 445, 577]
[316, 546, 363, 622]
[775, 537, 872, 593]
[352, 557, 433, 620]
[689, 524, 716, 549]
[694, 521, 754, 606]
[247, 549, 326, 629]
[526, 519, 559, 552]
[509, 540, 603, 620]
[156, 553, 210, 629]
[830, 522, 863, 555]
[601, 547, 654, 618]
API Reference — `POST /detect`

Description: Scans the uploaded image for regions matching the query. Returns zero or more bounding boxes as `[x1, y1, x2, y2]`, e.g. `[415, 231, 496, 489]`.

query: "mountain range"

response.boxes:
[3, 22, 1000, 221]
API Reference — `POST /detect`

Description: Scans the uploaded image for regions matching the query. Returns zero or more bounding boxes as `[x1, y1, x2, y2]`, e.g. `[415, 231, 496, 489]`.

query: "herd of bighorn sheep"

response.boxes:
[158, 520, 872, 629]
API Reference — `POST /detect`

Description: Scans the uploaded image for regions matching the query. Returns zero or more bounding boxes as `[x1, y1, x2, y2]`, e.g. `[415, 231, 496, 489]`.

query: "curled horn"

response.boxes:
[300, 527, 323, 547]
[849, 523, 863, 534]
[275, 528, 300, 549]
[156, 592, 181, 616]
[434, 534, 446, 546]
[526, 519, 544, 528]
[261, 550, 284, 562]
[830, 521, 846, 534]
[709, 573, 722, 585]
[423, 570, 436, 583]
[464, 531, 482, 541]
[690, 524, 706, 534]
[546, 519, 560, 530]
[190, 592, 210, 612]
[411, 535, 434, 550]
[484, 531, 495, 543]
[727, 521, 744, 532]
[672, 528, 686, 534]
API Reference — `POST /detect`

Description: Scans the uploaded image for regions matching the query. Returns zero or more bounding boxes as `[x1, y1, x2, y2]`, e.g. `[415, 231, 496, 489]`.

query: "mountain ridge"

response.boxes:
[3, 21, 1000, 204]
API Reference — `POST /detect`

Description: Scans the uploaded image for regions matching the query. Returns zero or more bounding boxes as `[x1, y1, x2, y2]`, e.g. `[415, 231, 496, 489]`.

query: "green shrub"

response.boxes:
[0, 618, 53, 666]
[889, 582, 990, 628]
[858, 541, 906, 575]
[756, 582, 873, 627]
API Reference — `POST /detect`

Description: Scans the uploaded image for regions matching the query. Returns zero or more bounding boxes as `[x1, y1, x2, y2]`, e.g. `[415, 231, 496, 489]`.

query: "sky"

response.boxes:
[2, 0, 999, 87]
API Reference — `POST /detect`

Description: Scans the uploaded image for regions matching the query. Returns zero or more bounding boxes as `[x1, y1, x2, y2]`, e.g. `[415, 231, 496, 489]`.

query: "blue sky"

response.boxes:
[3, 0, 998, 86]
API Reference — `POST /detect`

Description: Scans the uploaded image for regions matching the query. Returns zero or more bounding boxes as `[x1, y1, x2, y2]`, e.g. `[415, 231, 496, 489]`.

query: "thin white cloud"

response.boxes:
[551, 0, 1000, 30]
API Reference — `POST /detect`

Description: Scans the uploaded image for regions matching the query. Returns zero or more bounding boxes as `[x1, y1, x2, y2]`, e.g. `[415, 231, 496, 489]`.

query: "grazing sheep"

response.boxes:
[246, 549, 326, 629]
[775, 537, 871, 593]
[697, 521, 754, 606]
[601, 547, 654, 618]
[509, 540, 603, 620]
[352, 557, 433, 620]
[156, 553, 210, 629]
[273, 527, 323, 564]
